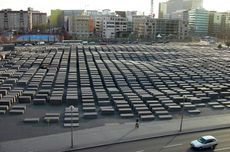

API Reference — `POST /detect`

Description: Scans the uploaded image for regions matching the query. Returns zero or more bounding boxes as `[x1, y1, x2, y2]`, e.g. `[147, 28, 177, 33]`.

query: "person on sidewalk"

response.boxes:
[135, 119, 139, 128]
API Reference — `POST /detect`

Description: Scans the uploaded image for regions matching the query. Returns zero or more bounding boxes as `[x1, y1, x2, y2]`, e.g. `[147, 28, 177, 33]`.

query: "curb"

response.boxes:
[63, 124, 230, 152]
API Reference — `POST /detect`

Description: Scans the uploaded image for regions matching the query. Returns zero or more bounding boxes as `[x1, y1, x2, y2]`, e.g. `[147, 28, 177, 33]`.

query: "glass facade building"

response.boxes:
[188, 9, 209, 35]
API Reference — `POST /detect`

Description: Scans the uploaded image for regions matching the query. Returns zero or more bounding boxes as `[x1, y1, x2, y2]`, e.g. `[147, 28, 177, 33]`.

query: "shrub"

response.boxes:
[217, 44, 222, 49]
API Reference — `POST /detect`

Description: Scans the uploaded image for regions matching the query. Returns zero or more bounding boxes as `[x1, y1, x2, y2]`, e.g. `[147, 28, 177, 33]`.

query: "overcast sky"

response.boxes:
[0, 0, 229, 16]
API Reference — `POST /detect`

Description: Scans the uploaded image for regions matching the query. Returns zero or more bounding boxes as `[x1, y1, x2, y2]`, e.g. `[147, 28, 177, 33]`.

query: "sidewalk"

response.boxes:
[1, 113, 230, 152]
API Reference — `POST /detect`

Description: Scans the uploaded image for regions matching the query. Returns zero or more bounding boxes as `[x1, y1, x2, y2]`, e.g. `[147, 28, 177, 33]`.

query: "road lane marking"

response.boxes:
[164, 143, 183, 148]
[216, 147, 230, 151]
[136, 150, 144, 152]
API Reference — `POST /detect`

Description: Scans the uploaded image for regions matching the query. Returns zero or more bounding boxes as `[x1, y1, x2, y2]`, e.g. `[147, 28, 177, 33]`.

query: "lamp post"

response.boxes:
[69, 105, 74, 148]
[179, 96, 186, 132]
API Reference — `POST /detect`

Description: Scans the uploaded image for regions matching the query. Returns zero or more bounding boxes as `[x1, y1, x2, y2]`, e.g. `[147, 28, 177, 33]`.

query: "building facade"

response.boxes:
[0, 9, 29, 33]
[159, 0, 203, 19]
[133, 16, 188, 40]
[132, 16, 146, 39]
[31, 13, 47, 32]
[68, 16, 94, 39]
[188, 9, 209, 36]
[222, 12, 230, 39]
[208, 11, 223, 37]
[101, 15, 128, 39]
[155, 19, 184, 40]
[0, 8, 47, 33]
[158, 2, 167, 18]
[50, 9, 64, 28]
[49, 9, 189, 40]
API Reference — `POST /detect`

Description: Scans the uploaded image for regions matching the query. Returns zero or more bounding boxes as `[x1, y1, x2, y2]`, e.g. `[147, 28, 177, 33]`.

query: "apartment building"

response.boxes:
[0, 8, 47, 33]
[0, 9, 29, 33]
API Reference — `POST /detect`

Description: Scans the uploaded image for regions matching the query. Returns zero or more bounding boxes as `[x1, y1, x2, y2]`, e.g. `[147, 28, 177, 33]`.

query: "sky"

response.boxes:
[0, 0, 229, 17]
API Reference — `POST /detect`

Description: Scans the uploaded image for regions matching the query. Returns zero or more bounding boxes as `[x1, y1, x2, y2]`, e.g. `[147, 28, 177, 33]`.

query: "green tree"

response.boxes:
[217, 44, 222, 49]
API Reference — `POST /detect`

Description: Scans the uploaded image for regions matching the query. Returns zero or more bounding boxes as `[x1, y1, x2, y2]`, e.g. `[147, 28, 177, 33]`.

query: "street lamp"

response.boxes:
[179, 95, 186, 132]
[69, 105, 75, 148]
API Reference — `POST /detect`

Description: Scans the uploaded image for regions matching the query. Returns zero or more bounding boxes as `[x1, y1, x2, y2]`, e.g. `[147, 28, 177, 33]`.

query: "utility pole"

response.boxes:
[69, 105, 74, 148]
[179, 96, 186, 132]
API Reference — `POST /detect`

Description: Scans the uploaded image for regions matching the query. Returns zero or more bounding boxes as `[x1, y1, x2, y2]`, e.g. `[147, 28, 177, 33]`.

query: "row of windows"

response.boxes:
[103, 32, 114, 34]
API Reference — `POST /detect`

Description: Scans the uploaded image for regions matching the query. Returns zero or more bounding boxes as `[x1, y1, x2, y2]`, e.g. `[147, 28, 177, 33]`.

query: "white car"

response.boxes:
[191, 135, 218, 150]
[37, 41, 45, 45]
[82, 41, 88, 45]
[24, 43, 32, 46]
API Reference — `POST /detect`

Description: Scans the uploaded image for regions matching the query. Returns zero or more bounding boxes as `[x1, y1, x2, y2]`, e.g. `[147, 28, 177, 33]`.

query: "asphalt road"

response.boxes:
[75, 128, 230, 152]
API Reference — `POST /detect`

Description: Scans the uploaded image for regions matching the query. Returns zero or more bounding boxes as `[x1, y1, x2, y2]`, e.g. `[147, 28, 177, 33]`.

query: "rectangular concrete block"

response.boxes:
[18, 96, 31, 103]
[23, 118, 40, 123]
[83, 112, 97, 118]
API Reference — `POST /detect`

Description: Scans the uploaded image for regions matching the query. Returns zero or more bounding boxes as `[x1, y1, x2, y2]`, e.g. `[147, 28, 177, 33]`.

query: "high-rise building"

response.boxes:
[188, 8, 209, 35]
[166, 0, 183, 16]
[159, 0, 203, 19]
[192, 0, 203, 9]
[171, 10, 188, 21]
[158, 2, 167, 18]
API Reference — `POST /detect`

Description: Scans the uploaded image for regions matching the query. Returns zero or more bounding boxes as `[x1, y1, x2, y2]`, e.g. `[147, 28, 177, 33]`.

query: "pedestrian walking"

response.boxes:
[135, 119, 139, 128]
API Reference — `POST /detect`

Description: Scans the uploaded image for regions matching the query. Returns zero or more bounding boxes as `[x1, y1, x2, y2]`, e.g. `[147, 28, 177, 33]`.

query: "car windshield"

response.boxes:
[197, 137, 207, 144]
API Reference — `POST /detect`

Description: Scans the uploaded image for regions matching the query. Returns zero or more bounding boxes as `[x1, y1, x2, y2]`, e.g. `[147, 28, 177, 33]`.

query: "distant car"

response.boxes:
[145, 42, 152, 45]
[82, 41, 88, 45]
[24, 43, 32, 46]
[132, 41, 138, 44]
[88, 41, 96, 45]
[37, 41, 45, 45]
[100, 42, 107, 45]
[191, 135, 218, 150]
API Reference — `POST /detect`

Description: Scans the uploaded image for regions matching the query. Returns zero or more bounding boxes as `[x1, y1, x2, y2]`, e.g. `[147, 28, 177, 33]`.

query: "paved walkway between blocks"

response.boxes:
[1, 113, 230, 152]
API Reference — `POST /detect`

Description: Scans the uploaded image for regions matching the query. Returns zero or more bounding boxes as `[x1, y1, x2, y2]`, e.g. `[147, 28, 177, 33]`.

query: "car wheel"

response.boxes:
[212, 144, 217, 149]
